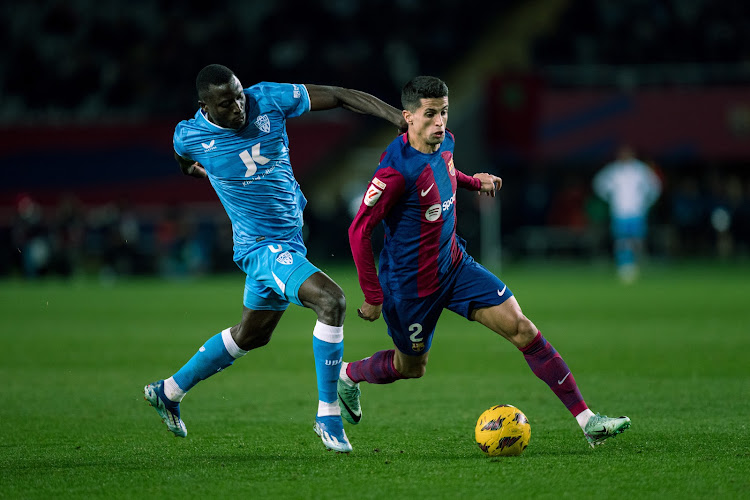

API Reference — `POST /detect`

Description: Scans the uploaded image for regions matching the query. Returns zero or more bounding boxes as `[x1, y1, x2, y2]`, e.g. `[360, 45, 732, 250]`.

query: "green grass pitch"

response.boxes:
[1, 260, 748, 498]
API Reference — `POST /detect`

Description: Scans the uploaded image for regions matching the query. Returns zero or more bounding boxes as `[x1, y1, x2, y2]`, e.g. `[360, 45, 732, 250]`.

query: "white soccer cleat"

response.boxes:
[313, 416, 352, 453]
[144, 380, 187, 438]
[584, 413, 630, 448]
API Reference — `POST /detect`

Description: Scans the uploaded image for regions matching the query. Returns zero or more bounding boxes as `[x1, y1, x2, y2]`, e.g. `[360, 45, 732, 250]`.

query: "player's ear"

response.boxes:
[402, 109, 412, 126]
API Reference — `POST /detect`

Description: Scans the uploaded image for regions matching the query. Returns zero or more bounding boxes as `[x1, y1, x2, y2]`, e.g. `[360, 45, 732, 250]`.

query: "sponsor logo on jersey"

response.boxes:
[240, 143, 270, 178]
[364, 184, 383, 207]
[420, 183, 435, 197]
[254, 114, 270, 133]
[372, 177, 386, 190]
[442, 193, 456, 211]
[293, 84, 301, 99]
[276, 251, 293, 265]
[425, 204, 442, 221]
[201, 139, 216, 152]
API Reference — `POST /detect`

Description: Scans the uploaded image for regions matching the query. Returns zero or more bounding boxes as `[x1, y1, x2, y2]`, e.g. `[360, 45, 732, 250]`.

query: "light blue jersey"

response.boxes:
[173, 82, 311, 258]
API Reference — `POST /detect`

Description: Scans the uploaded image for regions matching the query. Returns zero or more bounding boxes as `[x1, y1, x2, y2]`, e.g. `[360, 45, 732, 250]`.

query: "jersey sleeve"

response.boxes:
[260, 82, 310, 119]
[592, 164, 614, 201]
[455, 169, 481, 191]
[348, 165, 406, 305]
[172, 121, 191, 159]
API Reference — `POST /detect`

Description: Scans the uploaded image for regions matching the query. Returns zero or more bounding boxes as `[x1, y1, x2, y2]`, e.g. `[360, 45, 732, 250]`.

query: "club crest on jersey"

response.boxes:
[255, 114, 270, 133]
[276, 251, 293, 265]
[447, 158, 455, 176]
[201, 139, 216, 152]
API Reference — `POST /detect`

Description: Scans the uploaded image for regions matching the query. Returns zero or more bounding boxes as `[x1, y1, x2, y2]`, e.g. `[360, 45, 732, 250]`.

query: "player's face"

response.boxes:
[200, 75, 247, 130]
[405, 97, 449, 153]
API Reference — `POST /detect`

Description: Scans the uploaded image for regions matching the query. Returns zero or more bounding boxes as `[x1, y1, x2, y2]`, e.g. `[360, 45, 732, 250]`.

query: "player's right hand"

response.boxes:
[357, 302, 382, 322]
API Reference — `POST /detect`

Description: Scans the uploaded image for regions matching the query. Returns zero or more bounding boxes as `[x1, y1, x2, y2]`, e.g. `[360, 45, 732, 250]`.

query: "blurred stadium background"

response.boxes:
[3, 0, 750, 280]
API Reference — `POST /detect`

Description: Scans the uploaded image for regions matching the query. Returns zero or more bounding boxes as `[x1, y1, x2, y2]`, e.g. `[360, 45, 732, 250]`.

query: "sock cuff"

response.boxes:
[385, 349, 402, 377]
[317, 400, 341, 417]
[221, 328, 248, 359]
[519, 331, 544, 354]
[313, 320, 344, 343]
[163, 376, 186, 401]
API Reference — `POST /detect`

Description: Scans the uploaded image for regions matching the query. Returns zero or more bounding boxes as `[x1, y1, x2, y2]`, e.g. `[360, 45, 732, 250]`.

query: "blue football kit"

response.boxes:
[173, 82, 319, 310]
[164, 81, 344, 439]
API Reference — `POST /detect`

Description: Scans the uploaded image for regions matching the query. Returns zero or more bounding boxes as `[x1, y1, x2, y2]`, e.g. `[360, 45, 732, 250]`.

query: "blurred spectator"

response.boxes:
[533, 0, 750, 87]
[11, 195, 52, 278]
[735, 179, 750, 254]
[669, 176, 708, 256]
[0, 0, 508, 124]
[49, 194, 86, 277]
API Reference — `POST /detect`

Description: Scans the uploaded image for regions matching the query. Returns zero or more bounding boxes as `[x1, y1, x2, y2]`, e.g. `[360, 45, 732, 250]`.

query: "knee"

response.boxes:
[315, 286, 346, 324]
[508, 314, 538, 349]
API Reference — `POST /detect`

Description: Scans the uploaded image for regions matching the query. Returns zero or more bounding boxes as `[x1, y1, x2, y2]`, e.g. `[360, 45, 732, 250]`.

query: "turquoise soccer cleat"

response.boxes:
[144, 380, 187, 438]
[584, 413, 630, 448]
[337, 375, 362, 425]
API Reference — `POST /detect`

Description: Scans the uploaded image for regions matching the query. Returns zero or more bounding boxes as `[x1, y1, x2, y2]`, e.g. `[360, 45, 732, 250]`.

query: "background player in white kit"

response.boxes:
[593, 145, 662, 283]
[143, 64, 405, 453]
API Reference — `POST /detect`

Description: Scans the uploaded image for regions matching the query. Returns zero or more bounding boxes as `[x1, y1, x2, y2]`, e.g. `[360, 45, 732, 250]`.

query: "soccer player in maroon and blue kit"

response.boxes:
[337, 76, 631, 448]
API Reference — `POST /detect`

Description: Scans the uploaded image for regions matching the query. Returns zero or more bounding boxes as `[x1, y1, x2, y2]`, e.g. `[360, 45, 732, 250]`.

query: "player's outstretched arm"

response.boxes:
[174, 152, 207, 179]
[305, 84, 407, 131]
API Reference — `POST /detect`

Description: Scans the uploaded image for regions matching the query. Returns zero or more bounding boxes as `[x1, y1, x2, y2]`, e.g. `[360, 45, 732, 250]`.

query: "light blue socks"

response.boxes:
[312, 321, 344, 416]
[171, 329, 247, 396]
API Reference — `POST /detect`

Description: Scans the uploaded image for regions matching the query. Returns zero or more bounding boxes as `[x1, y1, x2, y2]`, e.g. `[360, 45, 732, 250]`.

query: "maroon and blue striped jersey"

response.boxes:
[349, 131, 481, 304]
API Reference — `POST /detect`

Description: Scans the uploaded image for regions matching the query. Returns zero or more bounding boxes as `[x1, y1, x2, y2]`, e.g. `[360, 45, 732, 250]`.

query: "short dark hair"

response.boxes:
[401, 76, 449, 111]
[196, 64, 236, 100]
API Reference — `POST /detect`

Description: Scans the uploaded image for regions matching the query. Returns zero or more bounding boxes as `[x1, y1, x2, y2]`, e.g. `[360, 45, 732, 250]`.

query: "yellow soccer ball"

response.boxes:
[475, 404, 531, 457]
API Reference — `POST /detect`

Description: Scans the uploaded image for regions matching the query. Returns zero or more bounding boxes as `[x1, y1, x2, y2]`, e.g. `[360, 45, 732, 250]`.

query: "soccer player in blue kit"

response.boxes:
[338, 76, 631, 448]
[143, 64, 405, 453]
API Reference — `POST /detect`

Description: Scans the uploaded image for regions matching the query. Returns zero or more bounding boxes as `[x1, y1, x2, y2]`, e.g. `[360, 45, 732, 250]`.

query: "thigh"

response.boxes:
[445, 255, 513, 320]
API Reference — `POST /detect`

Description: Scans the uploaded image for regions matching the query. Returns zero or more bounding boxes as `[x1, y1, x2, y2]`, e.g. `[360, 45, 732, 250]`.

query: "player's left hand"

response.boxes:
[357, 301, 382, 322]
[474, 173, 502, 197]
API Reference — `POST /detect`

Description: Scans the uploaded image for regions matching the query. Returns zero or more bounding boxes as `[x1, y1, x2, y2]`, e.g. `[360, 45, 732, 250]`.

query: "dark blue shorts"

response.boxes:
[381, 255, 513, 356]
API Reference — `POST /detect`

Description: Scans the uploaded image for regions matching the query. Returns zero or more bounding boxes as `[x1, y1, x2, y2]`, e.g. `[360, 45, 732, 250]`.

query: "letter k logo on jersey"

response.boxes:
[240, 143, 270, 177]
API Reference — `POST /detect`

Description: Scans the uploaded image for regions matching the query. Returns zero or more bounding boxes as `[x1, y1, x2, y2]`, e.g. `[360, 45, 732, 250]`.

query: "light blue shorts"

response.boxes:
[234, 232, 320, 311]
[612, 216, 647, 239]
